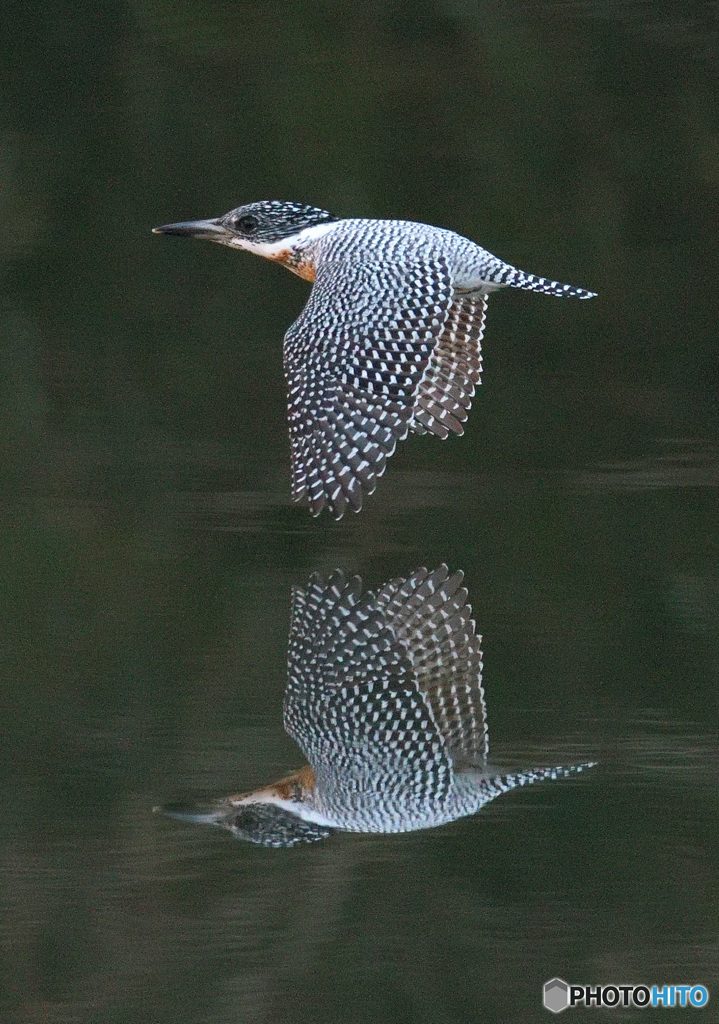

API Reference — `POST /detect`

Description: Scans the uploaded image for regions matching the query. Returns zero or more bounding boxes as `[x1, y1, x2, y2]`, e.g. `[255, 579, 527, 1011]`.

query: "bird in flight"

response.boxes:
[160, 565, 595, 847]
[154, 202, 595, 518]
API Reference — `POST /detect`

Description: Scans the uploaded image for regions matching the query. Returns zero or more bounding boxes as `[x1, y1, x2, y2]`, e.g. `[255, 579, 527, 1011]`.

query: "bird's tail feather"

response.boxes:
[498, 267, 596, 299]
[489, 760, 597, 794]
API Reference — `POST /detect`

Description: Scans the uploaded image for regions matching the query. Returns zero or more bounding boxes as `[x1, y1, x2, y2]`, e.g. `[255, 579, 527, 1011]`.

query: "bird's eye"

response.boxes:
[235, 215, 259, 234]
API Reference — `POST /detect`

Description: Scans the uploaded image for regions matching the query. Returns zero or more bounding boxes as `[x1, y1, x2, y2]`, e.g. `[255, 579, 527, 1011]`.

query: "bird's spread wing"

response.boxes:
[410, 294, 487, 439]
[376, 565, 488, 765]
[283, 567, 487, 811]
[283, 257, 455, 518]
[284, 570, 452, 807]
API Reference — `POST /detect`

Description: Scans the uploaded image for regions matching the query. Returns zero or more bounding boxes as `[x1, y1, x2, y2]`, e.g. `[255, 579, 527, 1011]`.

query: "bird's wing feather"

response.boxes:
[410, 294, 487, 439]
[284, 567, 487, 811]
[285, 570, 452, 806]
[376, 564, 488, 764]
[283, 257, 454, 518]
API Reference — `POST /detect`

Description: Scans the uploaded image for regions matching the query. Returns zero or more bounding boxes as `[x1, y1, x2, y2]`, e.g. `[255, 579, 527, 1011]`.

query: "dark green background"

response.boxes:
[2, 1, 717, 1021]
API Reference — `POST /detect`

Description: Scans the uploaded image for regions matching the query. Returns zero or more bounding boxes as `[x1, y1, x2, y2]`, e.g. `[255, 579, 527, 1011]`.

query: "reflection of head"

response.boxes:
[226, 802, 334, 848]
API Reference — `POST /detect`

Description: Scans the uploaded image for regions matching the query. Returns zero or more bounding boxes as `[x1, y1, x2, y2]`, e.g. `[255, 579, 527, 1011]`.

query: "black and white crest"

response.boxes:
[220, 201, 337, 243]
[227, 802, 334, 848]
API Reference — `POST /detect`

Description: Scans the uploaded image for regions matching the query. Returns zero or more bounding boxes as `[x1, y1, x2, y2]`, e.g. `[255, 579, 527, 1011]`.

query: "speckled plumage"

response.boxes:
[283, 565, 592, 836]
[154, 202, 596, 518]
[163, 567, 595, 847]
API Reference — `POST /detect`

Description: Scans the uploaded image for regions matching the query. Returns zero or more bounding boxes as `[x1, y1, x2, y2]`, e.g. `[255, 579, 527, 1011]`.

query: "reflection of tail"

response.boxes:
[489, 761, 597, 796]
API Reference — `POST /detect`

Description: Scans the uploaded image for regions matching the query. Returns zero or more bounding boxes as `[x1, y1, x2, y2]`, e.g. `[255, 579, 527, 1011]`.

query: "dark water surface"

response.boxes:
[2, 1, 718, 1021]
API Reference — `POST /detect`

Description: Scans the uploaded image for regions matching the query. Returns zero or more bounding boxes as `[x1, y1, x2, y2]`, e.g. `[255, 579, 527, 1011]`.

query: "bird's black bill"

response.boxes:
[152, 218, 230, 241]
[155, 800, 225, 824]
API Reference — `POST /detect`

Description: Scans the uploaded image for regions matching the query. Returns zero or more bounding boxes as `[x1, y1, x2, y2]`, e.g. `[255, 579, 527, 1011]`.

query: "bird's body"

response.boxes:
[241, 752, 587, 837]
[154, 202, 596, 518]
[162, 566, 595, 847]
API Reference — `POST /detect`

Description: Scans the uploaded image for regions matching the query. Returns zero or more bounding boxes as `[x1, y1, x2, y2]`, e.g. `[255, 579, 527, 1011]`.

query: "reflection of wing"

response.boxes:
[377, 565, 488, 764]
[283, 257, 454, 518]
[284, 566, 486, 810]
[284, 571, 452, 808]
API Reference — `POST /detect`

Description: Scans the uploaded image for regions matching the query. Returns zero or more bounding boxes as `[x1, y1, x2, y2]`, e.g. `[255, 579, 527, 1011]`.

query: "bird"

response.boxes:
[161, 565, 595, 848]
[154, 201, 596, 519]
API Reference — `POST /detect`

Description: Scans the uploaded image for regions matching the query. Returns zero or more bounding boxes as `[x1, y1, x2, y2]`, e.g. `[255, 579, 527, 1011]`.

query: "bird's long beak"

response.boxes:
[155, 801, 227, 825]
[152, 218, 231, 241]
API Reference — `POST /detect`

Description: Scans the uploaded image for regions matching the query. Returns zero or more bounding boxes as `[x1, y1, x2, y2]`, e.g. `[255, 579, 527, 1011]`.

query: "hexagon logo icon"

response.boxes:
[544, 978, 570, 1013]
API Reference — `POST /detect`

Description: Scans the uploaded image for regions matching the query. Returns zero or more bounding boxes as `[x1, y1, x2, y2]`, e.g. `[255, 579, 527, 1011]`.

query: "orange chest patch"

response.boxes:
[268, 764, 316, 800]
[293, 262, 317, 282]
[270, 249, 316, 282]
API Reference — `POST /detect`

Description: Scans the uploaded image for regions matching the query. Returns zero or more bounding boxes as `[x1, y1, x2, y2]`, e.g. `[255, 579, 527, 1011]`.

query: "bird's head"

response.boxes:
[159, 766, 335, 848]
[221, 798, 335, 847]
[153, 200, 338, 262]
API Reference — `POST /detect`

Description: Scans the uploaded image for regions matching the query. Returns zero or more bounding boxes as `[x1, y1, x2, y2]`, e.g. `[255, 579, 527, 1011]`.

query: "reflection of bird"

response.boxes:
[163, 566, 595, 847]
[154, 202, 596, 518]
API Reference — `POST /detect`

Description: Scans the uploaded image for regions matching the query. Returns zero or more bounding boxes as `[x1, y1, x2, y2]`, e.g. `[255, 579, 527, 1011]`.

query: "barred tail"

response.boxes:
[492, 760, 597, 795]
[496, 266, 597, 299]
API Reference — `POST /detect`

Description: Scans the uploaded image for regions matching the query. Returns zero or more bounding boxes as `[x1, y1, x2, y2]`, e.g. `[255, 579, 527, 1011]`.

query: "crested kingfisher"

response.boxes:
[154, 202, 596, 519]
[161, 566, 595, 848]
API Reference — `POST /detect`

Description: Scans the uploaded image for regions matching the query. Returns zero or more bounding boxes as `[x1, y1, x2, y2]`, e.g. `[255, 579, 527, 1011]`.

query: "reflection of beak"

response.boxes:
[152, 218, 232, 242]
[155, 801, 226, 825]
